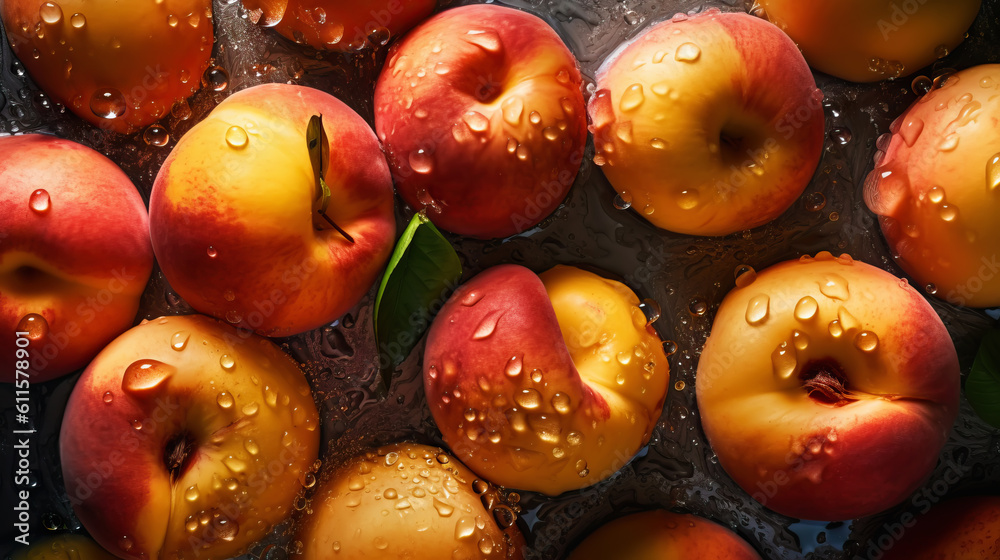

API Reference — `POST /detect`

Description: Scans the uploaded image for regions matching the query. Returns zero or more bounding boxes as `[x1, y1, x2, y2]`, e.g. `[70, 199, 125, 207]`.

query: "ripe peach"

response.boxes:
[373, 4, 587, 239]
[883, 496, 1000, 559]
[0, 0, 213, 133]
[696, 252, 959, 521]
[423, 265, 669, 495]
[865, 64, 1000, 307]
[0, 134, 153, 383]
[755, 0, 981, 82]
[293, 443, 525, 559]
[242, 0, 436, 51]
[567, 510, 761, 560]
[60, 314, 320, 560]
[10, 534, 116, 560]
[149, 83, 396, 337]
[588, 10, 824, 236]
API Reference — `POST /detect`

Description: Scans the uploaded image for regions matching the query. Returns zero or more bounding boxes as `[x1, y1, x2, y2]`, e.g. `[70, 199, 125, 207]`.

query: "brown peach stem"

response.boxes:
[318, 211, 355, 244]
[164, 433, 195, 482]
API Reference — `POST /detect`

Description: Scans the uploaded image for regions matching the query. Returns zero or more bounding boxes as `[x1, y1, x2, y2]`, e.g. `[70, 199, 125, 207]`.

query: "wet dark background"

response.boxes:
[1, 0, 999, 558]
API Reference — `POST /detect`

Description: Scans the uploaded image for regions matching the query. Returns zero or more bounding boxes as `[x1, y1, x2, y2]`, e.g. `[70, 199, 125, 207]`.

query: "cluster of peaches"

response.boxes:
[2, 0, 999, 559]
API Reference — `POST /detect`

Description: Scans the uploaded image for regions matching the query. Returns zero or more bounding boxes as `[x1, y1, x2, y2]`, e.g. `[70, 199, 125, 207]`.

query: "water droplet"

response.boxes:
[225, 125, 248, 149]
[217, 392, 234, 409]
[911, 75, 932, 96]
[223, 456, 247, 473]
[855, 331, 879, 353]
[122, 359, 175, 395]
[514, 388, 541, 409]
[819, 274, 850, 300]
[102, 391, 114, 404]
[613, 191, 633, 210]
[202, 66, 228, 91]
[620, 84, 645, 112]
[649, 137, 668, 150]
[677, 189, 700, 210]
[39, 2, 62, 24]
[934, 45, 950, 59]
[827, 319, 844, 338]
[794, 296, 819, 321]
[119, 537, 134, 552]
[939, 204, 958, 222]
[551, 392, 571, 414]
[793, 330, 810, 351]
[771, 342, 797, 379]
[530, 369, 543, 383]
[505, 355, 523, 377]
[688, 298, 707, 317]
[384, 451, 399, 466]
[28, 189, 51, 214]
[214, 517, 239, 542]
[90, 88, 126, 119]
[639, 298, 661, 323]
[463, 111, 489, 133]
[184, 485, 199, 501]
[242, 402, 258, 416]
[455, 517, 476, 539]
[70, 12, 86, 28]
[734, 265, 757, 288]
[662, 340, 677, 356]
[409, 149, 433, 174]
[674, 380, 686, 391]
[465, 29, 502, 52]
[804, 192, 826, 212]
[616, 351, 632, 365]
[830, 128, 852, 145]
[674, 42, 701, 62]
[987, 153, 1000, 192]
[472, 310, 503, 340]
[937, 133, 959, 152]
[745, 294, 770, 325]
[171, 331, 190, 351]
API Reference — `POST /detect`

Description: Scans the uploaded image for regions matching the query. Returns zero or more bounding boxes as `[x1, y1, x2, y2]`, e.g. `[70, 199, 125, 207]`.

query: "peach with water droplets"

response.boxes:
[697, 252, 959, 520]
[865, 64, 1000, 307]
[149, 83, 396, 336]
[424, 265, 670, 495]
[0, 0, 214, 133]
[0, 134, 153, 383]
[242, 0, 436, 51]
[754, 0, 980, 83]
[293, 442, 525, 560]
[373, 4, 588, 239]
[60, 314, 319, 560]
[567, 510, 761, 560]
[588, 10, 824, 236]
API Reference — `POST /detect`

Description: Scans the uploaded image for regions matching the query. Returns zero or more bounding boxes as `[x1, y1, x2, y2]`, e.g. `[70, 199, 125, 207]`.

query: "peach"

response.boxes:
[423, 265, 669, 495]
[567, 510, 761, 560]
[373, 4, 587, 239]
[883, 496, 1000, 559]
[10, 534, 116, 560]
[149, 83, 396, 337]
[755, 0, 981, 82]
[293, 443, 525, 559]
[588, 9, 824, 236]
[0, 134, 153, 383]
[242, 0, 436, 51]
[60, 314, 320, 560]
[1, 0, 213, 133]
[696, 252, 959, 521]
[865, 64, 1000, 307]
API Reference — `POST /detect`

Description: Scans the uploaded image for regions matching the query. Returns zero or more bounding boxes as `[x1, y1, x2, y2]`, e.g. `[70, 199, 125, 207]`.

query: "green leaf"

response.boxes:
[374, 212, 462, 391]
[967, 329, 1000, 429]
[306, 115, 353, 243]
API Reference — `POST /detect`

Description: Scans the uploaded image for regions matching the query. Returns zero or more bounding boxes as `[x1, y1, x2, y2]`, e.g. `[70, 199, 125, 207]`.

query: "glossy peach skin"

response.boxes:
[865, 64, 1000, 308]
[696, 252, 959, 521]
[755, 0, 981, 83]
[242, 0, 436, 51]
[0, 135, 153, 383]
[149, 83, 395, 337]
[294, 443, 525, 560]
[10, 534, 117, 560]
[566, 510, 761, 560]
[883, 496, 1000, 559]
[60, 315, 320, 560]
[424, 265, 669, 495]
[374, 5, 587, 239]
[588, 10, 824, 237]
[1, 0, 213, 133]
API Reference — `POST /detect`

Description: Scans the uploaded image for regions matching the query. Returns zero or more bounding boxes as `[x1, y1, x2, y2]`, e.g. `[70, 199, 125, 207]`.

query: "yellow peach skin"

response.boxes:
[696, 252, 959, 521]
[60, 315, 320, 560]
[566, 511, 762, 560]
[756, 0, 981, 83]
[0, 135, 153, 383]
[150, 83, 396, 337]
[293, 443, 526, 560]
[423, 265, 669, 495]
[374, 4, 587, 239]
[10, 534, 117, 560]
[865, 64, 1000, 307]
[242, 0, 436, 51]
[589, 10, 824, 236]
[1, 0, 213, 133]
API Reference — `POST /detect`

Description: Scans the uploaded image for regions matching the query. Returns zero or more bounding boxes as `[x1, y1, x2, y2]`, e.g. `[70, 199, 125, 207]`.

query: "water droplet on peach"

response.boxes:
[242, 402, 259, 416]
[90, 88, 126, 119]
[674, 42, 701, 62]
[855, 331, 879, 353]
[771, 342, 797, 379]
[514, 388, 541, 409]
[794, 296, 819, 321]
[409, 149, 434, 174]
[819, 274, 850, 300]
[613, 191, 632, 210]
[620, 84, 645, 112]
[939, 204, 958, 221]
[937, 133, 959, 152]
[216, 392, 234, 409]
[225, 125, 249, 149]
[27, 188, 51, 214]
[122, 359, 175, 395]
[639, 298, 661, 323]
[465, 29, 502, 52]
[223, 456, 247, 473]
[171, 331, 190, 351]
[745, 294, 770, 325]
[39, 2, 62, 24]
